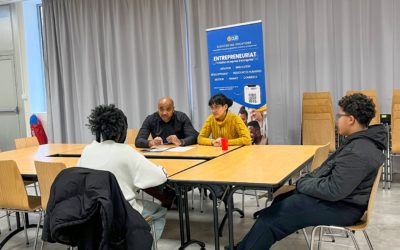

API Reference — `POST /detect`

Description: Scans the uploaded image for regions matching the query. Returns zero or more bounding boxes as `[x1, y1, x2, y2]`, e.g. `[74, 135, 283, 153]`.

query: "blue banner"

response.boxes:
[206, 21, 267, 109]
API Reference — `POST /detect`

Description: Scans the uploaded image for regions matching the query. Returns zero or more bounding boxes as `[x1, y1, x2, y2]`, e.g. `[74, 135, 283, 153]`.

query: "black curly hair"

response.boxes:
[87, 104, 128, 143]
[208, 93, 233, 108]
[338, 93, 375, 128]
[247, 120, 260, 130]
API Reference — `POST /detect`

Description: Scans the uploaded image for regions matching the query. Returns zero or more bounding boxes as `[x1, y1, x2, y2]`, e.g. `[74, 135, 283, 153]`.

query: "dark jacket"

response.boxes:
[135, 111, 199, 148]
[297, 125, 387, 206]
[42, 167, 153, 250]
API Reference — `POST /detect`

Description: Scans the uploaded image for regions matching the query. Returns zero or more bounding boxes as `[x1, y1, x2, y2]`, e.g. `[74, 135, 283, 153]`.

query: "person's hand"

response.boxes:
[212, 138, 222, 147]
[166, 135, 182, 146]
[149, 137, 163, 147]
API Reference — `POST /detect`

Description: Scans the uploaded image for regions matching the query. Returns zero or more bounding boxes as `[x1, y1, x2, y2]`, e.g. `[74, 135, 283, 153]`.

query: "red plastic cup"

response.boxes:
[221, 137, 228, 151]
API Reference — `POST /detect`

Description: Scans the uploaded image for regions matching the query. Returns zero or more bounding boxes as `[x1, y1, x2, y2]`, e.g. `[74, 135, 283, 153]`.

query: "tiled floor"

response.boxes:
[1, 183, 399, 250]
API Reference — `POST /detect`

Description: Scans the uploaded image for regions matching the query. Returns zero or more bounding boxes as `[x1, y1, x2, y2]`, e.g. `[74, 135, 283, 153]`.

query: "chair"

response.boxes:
[302, 92, 336, 152]
[390, 89, 400, 189]
[34, 161, 75, 249]
[272, 143, 330, 199]
[0, 149, 13, 234]
[35, 161, 66, 211]
[310, 165, 383, 250]
[15, 136, 39, 149]
[125, 128, 140, 144]
[0, 160, 42, 248]
[126, 128, 153, 145]
[15, 137, 40, 195]
[346, 90, 381, 125]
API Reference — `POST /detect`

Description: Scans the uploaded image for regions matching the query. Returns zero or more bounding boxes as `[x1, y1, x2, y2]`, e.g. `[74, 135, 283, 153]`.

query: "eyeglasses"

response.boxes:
[335, 113, 351, 120]
[210, 105, 224, 111]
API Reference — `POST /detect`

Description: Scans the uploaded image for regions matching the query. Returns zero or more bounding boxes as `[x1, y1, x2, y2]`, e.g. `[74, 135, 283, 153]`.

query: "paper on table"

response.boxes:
[141, 147, 170, 152]
[166, 147, 194, 152]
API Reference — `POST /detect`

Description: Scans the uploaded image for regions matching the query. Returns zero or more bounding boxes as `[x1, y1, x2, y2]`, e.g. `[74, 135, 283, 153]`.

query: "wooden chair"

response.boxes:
[346, 90, 381, 125]
[15, 137, 40, 195]
[390, 90, 400, 189]
[34, 161, 67, 249]
[0, 149, 12, 233]
[125, 128, 140, 144]
[0, 160, 42, 248]
[273, 143, 330, 199]
[310, 166, 383, 250]
[15, 136, 39, 149]
[35, 161, 66, 210]
[302, 92, 336, 152]
[309, 143, 330, 172]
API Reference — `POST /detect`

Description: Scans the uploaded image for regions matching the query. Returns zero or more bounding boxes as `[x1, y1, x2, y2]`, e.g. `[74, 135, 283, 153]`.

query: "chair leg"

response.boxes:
[34, 211, 43, 249]
[317, 227, 323, 250]
[255, 190, 260, 207]
[200, 188, 204, 213]
[349, 230, 361, 250]
[326, 228, 335, 242]
[191, 187, 194, 209]
[310, 226, 320, 250]
[6, 210, 12, 231]
[302, 228, 310, 249]
[22, 212, 29, 245]
[363, 230, 373, 250]
[242, 189, 245, 213]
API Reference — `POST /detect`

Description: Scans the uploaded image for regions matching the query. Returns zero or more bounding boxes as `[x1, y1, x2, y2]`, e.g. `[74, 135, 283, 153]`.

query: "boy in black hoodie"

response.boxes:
[236, 93, 387, 250]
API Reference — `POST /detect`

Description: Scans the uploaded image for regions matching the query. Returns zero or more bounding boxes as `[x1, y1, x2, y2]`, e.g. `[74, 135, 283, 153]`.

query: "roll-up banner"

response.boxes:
[206, 21, 267, 110]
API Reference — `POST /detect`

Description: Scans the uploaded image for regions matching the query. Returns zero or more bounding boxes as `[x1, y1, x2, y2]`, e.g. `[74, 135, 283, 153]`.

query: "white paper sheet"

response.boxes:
[166, 146, 194, 152]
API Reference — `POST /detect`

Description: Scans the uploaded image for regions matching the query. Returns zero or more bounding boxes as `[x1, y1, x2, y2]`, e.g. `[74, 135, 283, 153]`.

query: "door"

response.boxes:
[0, 5, 25, 151]
[0, 56, 25, 151]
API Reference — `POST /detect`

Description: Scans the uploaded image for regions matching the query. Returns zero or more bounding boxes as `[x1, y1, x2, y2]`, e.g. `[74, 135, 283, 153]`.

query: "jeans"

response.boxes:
[141, 200, 167, 241]
[237, 190, 366, 250]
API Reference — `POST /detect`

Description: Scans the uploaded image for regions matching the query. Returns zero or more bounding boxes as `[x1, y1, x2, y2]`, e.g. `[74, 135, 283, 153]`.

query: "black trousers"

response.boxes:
[237, 190, 366, 250]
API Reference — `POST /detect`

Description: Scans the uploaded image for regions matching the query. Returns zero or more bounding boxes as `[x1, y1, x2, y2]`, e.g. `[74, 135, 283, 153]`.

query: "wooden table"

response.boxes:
[170, 145, 319, 186]
[53, 143, 242, 160]
[139, 144, 242, 159]
[0, 143, 320, 250]
[0, 144, 205, 177]
[169, 145, 321, 250]
[0, 144, 205, 248]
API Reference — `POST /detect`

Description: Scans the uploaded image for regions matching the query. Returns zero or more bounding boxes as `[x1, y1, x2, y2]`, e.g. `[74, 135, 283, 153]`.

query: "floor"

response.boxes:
[1, 183, 399, 250]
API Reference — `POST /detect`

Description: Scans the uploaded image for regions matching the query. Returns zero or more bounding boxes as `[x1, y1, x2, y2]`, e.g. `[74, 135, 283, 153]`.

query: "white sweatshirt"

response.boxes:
[77, 140, 167, 213]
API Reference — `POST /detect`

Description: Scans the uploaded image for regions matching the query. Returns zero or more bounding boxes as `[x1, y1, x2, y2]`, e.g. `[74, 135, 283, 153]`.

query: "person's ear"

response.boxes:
[348, 115, 356, 125]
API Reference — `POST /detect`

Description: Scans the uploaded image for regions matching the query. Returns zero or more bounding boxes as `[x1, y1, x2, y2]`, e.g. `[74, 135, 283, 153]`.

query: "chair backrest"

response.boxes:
[346, 90, 381, 125]
[15, 136, 39, 149]
[0, 160, 30, 210]
[363, 166, 383, 226]
[310, 143, 330, 172]
[392, 90, 400, 153]
[35, 161, 66, 210]
[125, 128, 140, 144]
[302, 92, 336, 152]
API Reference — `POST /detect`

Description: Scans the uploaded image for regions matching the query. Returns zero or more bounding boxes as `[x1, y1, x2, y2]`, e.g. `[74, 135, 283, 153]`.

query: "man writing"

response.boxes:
[135, 97, 198, 148]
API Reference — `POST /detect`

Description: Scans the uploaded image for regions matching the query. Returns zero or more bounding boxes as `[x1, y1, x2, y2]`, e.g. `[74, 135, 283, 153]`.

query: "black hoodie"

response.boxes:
[296, 124, 387, 206]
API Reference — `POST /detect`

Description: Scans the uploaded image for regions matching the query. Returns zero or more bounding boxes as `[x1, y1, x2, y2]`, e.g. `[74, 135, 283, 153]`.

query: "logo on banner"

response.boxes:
[227, 35, 239, 42]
